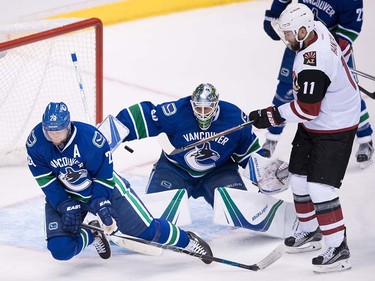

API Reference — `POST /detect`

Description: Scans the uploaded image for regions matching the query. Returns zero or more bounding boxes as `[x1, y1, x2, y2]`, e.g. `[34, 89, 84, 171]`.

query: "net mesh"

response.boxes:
[0, 18, 100, 166]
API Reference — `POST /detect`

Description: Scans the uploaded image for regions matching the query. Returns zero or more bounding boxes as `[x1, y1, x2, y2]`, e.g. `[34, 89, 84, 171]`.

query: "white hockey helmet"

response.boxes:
[190, 83, 219, 130]
[272, 3, 315, 49]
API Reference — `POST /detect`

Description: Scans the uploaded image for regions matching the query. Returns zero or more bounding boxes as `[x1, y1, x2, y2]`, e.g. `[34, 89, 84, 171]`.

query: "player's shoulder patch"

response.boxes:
[161, 102, 177, 116]
[26, 130, 37, 148]
[92, 131, 106, 148]
[303, 51, 317, 66]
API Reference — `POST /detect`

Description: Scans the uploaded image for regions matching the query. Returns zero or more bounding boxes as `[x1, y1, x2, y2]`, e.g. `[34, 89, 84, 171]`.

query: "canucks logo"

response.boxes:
[59, 166, 91, 192]
[161, 103, 177, 116]
[92, 131, 106, 148]
[64, 167, 88, 183]
[184, 142, 219, 171]
[26, 130, 37, 147]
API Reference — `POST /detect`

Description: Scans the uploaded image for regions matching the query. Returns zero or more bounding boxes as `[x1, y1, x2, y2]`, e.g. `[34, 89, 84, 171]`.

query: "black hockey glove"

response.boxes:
[56, 198, 82, 235]
[264, 10, 280, 41]
[249, 106, 285, 129]
[90, 197, 118, 229]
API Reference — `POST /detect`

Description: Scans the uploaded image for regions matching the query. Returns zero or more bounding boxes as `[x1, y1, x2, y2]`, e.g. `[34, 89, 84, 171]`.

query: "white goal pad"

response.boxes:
[139, 189, 192, 226]
[0, 18, 103, 166]
[213, 187, 298, 238]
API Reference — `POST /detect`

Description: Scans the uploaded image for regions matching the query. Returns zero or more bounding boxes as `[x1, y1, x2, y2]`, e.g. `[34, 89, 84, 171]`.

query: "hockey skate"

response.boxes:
[356, 141, 374, 169]
[312, 238, 351, 273]
[262, 139, 278, 158]
[89, 220, 111, 259]
[185, 231, 213, 264]
[284, 228, 322, 253]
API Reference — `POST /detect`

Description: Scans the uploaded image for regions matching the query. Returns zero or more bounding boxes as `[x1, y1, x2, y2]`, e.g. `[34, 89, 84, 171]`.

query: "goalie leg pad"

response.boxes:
[213, 187, 299, 238]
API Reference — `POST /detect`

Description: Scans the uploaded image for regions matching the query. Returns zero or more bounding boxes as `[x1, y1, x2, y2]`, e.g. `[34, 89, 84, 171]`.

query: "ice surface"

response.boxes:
[1, 1, 375, 280]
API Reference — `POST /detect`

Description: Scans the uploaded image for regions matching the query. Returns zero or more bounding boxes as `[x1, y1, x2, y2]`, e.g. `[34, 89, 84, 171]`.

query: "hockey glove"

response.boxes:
[264, 10, 280, 41]
[244, 153, 289, 195]
[249, 106, 285, 129]
[56, 198, 82, 235]
[90, 197, 118, 234]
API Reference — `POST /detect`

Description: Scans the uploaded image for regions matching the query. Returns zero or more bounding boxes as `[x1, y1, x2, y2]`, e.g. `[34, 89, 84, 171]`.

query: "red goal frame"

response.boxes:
[0, 17, 103, 123]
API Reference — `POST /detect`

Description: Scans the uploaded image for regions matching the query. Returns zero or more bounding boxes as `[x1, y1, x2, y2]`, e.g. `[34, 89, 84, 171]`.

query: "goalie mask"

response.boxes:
[190, 83, 219, 130]
[271, 3, 314, 51]
[42, 102, 71, 145]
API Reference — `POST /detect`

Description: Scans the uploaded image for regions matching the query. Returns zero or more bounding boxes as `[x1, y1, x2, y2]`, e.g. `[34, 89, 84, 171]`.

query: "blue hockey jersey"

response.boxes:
[26, 121, 115, 209]
[116, 96, 261, 178]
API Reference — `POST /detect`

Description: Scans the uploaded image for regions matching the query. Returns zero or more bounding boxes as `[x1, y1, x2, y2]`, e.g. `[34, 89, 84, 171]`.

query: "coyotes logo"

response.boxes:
[303, 51, 317, 66]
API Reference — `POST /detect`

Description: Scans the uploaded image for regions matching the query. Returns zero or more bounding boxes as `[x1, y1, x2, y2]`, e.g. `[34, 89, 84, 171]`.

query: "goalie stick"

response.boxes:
[82, 223, 284, 271]
[161, 120, 254, 155]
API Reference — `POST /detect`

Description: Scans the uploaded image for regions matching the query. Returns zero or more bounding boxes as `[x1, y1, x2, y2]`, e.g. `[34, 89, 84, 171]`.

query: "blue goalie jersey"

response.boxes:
[116, 96, 262, 178]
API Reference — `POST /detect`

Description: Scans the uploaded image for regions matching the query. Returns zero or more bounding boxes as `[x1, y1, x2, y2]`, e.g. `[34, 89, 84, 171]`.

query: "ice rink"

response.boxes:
[1, 0, 375, 280]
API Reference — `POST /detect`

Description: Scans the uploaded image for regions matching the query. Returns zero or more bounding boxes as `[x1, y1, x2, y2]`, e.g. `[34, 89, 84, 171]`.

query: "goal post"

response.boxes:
[0, 18, 103, 166]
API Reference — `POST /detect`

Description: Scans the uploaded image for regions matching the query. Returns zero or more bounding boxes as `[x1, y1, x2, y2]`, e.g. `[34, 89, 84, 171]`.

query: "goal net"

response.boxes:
[0, 18, 103, 166]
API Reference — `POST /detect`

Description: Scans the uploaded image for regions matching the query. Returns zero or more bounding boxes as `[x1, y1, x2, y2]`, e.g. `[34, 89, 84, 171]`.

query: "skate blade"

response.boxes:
[285, 241, 322, 254]
[359, 159, 373, 169]
[313, 259, 352, 274]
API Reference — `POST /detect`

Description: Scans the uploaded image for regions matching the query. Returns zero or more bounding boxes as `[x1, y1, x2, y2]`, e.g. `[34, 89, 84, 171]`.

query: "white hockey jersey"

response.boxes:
[278, 21, 361, 133]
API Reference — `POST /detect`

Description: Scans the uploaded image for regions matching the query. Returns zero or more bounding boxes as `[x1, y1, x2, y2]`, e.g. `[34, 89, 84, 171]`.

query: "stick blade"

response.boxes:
[359, 85, 375, 99]
[255, 244, 286, 270]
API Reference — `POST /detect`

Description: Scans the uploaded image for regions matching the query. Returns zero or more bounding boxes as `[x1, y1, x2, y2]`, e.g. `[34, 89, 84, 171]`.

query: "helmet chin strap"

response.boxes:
[295, 29, 311, 49]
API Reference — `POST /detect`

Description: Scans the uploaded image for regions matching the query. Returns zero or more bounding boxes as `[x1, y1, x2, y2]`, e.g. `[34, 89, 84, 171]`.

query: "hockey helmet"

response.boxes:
[42, 102, 71, 131]
[272, 3, 315, 50]
[190, 83, 219, 130]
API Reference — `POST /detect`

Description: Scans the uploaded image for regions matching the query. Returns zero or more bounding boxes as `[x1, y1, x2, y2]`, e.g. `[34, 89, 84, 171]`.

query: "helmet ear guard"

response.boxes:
[191, 83, 219, 130]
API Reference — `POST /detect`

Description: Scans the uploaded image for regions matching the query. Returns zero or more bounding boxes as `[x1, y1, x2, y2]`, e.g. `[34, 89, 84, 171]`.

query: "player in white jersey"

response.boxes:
[248, 4, 359, 273]
[262, 0, 373, 168]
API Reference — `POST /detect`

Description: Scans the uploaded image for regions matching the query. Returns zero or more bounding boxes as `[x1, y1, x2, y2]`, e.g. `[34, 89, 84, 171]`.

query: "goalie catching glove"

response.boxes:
[243, 152, 289, 195]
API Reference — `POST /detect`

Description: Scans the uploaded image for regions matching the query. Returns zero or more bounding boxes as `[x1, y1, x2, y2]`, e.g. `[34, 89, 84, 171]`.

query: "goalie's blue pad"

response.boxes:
[97, 115, 129, 152]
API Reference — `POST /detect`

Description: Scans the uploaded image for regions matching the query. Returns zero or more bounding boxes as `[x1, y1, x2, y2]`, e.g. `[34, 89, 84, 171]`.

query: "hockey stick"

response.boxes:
[82, 223, 284, 271]
[72, 57, 135, 153]
[165, 120, 254, 155]
[71, 53, 92, 123]
[350, 68, 375, 81]
[348, 68, 375, 99]
[358, 84, 375, 99]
